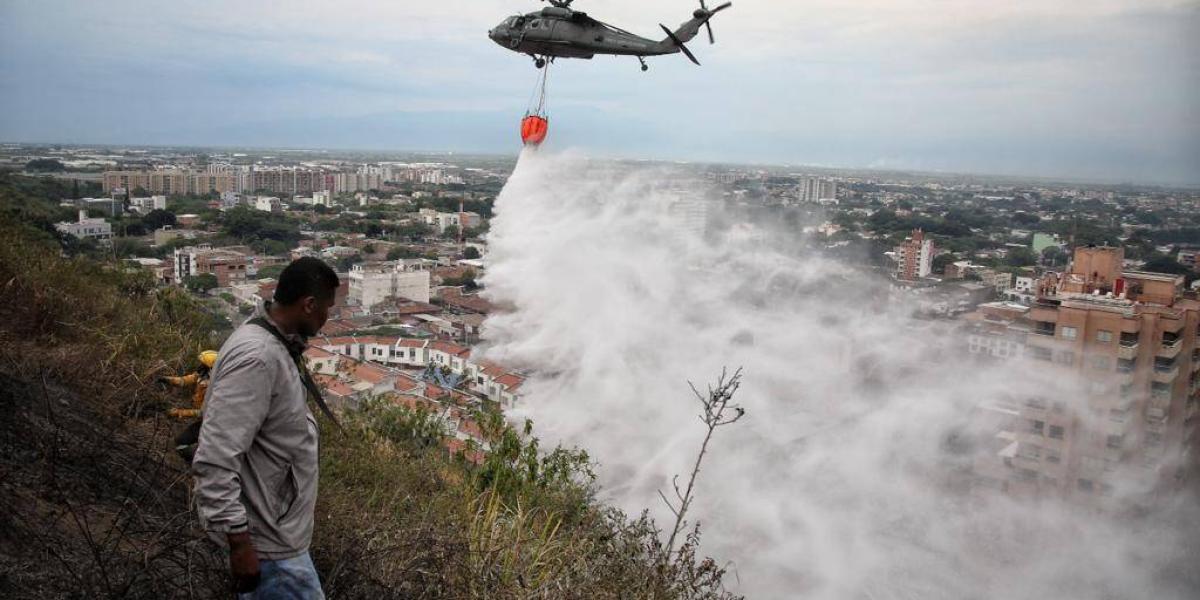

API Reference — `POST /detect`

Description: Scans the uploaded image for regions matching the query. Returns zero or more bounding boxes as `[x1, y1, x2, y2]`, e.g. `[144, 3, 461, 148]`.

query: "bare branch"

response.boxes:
[660, 367, 745, 560]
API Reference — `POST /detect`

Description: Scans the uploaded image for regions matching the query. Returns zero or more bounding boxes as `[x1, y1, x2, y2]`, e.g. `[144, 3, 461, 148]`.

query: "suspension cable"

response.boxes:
[525, 60, 552, 117]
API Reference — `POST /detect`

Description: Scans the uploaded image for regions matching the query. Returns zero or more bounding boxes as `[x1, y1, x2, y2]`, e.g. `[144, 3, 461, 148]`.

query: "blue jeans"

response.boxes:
[238, 552, 324, 600]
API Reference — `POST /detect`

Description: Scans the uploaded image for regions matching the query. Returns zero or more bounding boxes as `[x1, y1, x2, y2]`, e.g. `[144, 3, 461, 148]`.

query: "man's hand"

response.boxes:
[228, 531, 261, 593]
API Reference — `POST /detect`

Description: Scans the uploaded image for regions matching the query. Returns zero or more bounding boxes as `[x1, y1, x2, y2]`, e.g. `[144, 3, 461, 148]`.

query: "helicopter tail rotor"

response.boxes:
[697, 1, 732, 45]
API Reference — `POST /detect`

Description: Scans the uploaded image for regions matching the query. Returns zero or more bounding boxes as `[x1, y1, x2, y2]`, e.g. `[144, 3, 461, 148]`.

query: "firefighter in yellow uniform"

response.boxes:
[159, 350, 217, 462]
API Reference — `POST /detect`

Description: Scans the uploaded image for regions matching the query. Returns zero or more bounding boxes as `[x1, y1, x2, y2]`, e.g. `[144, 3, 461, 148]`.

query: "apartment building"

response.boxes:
[174, 246, 249, 287]
[417, 208, 482, 234]
[895, 229, 935, 281]
[55, 210, 112, 242]
[973, 245, 1199, 505]
[349, 262, 432, 308]
[102, 170, 237, 195]
[797, 176, 838, 204]
[240, 168, 326, 196]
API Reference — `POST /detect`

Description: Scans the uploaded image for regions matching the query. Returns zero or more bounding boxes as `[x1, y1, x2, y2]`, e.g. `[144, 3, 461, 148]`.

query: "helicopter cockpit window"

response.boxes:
[530, 19, 541, 29]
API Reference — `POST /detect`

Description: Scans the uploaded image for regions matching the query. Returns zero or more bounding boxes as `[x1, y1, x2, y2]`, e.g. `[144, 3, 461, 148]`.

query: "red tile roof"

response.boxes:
[303, 347, 338, 360]
[390, 394, 435, 412]
[393, 375, 420, 392]
[429, 340, 470, 357]
[480, 363, 507, 377]
[320, 320, 358, 335]
[350, 362, 393, 385]
[494, 374, 524, 391]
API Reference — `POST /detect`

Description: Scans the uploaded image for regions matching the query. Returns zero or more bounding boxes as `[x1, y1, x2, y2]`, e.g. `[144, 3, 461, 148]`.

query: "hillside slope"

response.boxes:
[0, 174, 738, 599]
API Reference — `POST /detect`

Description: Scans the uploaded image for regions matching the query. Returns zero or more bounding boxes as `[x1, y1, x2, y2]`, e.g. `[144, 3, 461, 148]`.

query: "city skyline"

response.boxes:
[1, 1, 1198, 185]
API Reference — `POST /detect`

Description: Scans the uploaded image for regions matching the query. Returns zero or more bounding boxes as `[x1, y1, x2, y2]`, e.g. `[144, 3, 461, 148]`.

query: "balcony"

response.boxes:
[1158, 337, 1182, 359]
[1109, 408, 1132, 425]
[1150, 381, 1173, 401]
[1118, 342, 1139, 361]
[1153, 365, 1179, 383]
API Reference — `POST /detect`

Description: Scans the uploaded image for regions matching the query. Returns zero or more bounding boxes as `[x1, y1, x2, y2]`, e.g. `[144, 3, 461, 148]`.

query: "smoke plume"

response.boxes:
[479, 151, 1200, 598]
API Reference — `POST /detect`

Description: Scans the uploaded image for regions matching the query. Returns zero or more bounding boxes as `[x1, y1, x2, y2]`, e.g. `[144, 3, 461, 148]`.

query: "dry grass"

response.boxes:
[0, 203, 739, 599]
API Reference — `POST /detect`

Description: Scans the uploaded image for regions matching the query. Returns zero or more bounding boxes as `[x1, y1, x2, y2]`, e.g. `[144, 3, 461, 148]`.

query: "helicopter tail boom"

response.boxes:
[659, 24, 700, 66]
[657, 1, 731, 63]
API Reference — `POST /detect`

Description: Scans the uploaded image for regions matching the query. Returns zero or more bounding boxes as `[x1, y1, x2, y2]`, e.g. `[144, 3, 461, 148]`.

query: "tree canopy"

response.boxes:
[142, 209, 176, 230]
[25, 158, 66, 172]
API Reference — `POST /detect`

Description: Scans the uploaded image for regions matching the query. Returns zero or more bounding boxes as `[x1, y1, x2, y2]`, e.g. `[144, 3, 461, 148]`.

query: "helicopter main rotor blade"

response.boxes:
[705, 20, 714, 44]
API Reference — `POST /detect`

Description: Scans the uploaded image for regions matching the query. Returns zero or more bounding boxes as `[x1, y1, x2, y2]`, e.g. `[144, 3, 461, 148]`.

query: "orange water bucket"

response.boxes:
[521, 115, 549, 146]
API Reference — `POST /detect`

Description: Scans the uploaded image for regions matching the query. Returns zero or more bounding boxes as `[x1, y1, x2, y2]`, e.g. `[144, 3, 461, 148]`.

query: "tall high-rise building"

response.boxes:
[797, 176, 838, 203]
[895, 229, 934, 280]
[247, 168, 328, 196]
[968, 246, 1200, 506]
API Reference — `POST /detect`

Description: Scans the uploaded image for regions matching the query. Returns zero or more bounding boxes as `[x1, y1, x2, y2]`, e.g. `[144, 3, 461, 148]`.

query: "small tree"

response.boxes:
[659, 368, 745, 556]
[143, 209, 176, 230]
[256, 265, 285, 280]
[463, 246, 481, 260]
[1007, 247, 1037, 267]
[387, 246, 419, 261]
[1041, 246, 1066, 267]
[183, 273, 219, 294]
[932, 253, 958, 275]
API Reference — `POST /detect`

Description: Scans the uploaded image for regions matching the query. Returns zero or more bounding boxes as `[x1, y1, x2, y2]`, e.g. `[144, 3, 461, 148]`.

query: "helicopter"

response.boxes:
[489, 0, 732, 71]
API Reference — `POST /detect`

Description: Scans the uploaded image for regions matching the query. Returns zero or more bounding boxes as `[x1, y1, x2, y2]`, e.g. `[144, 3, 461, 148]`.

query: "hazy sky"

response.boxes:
[1, 0, 1197, 183]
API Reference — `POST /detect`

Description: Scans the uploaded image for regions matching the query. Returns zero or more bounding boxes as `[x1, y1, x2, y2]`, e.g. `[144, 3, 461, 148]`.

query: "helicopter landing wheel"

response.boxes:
[638, 57, 649, 72]
[535, 58, 546, 69]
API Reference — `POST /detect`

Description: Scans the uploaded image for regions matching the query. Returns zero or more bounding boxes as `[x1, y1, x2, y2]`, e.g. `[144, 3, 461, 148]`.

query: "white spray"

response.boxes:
[480, 150, 1199, 598]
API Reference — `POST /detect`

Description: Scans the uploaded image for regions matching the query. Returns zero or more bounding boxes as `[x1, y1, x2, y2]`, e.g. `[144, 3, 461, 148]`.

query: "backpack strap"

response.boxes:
[248, 317, 344, 432]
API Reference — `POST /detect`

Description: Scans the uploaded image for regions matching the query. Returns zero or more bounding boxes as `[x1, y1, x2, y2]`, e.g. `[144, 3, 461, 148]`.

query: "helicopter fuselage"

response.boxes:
[489, 7, 672, 60]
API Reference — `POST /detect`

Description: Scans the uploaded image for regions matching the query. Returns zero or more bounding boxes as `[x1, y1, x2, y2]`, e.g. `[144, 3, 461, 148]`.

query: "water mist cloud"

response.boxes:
[479, 151, 1200, 598]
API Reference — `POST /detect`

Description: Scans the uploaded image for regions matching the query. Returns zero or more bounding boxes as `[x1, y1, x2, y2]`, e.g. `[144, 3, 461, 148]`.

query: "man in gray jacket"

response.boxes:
[194, 257, 340, 598]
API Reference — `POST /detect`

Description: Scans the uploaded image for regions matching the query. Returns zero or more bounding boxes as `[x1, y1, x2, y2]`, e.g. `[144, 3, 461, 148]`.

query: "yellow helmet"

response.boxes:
[198, 350, 219, 369]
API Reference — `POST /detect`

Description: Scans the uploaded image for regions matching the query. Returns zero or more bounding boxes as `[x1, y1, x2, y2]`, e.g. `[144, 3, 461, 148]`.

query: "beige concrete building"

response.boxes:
[103, 170, 237, 195]
[970, 246, 1199, 506]
[349, 262, 432, 309]
[248, 169, 329, 196]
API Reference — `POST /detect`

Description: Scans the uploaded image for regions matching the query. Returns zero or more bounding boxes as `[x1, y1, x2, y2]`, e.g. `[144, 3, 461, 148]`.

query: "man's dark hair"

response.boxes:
[274, 257, 340, 305]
